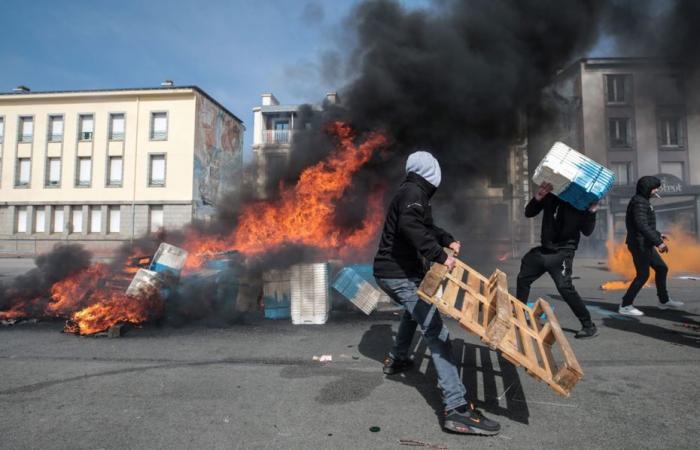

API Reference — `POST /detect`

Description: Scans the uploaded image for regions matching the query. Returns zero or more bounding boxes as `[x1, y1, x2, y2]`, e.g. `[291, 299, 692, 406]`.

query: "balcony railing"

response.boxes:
[261, 129, 294, 145]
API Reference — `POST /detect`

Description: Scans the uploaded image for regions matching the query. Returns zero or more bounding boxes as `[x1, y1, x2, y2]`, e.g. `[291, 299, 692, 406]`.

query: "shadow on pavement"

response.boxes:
[358, 323, 529, 424]
[581, 299, 700, 349]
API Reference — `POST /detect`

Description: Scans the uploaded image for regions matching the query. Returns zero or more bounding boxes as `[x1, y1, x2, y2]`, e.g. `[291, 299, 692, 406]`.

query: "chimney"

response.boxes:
[261, 93, 279, 106]
[13, 85, 30, 93]
[160, 80, 174, 87]
[325, 92, 340, 105]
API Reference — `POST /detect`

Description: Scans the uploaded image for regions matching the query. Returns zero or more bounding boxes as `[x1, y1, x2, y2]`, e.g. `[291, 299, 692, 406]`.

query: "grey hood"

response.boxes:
[405, 151, 442, 188]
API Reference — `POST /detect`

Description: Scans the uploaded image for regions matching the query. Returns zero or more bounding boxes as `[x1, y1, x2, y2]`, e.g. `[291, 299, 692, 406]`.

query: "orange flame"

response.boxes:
[183, 121, 387, 270]
[601, 224, 700, 290]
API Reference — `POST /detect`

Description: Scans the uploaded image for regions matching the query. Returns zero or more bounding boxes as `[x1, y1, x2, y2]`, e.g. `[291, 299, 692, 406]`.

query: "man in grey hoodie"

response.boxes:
[373, 151, 501, 436]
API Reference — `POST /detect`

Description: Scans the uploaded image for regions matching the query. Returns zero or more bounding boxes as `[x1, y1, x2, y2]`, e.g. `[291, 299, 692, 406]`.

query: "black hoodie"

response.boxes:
[625, 176, 663, 248]
[524, 194, 597, 251]
[373, 172, 454, 279]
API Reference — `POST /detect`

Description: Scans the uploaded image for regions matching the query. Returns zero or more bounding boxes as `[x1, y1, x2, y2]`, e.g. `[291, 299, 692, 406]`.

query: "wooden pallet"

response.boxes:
[417, 255, 583, 397]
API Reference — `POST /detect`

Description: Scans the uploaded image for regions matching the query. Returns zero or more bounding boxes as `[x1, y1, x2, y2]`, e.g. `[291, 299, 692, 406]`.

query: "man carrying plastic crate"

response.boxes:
[373, 150, 501, 436]
[619, 176, 684, 316]
[516, 181, 599, 339]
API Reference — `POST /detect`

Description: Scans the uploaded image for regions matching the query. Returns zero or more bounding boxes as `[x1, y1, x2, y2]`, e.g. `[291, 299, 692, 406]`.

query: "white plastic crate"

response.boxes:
[290, 263, 330, 325]
[532, 142, 580, 194]
[532, 141, 615, 210]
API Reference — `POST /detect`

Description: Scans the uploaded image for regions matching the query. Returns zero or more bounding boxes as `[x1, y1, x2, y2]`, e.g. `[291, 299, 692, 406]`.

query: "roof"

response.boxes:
[555, 57, 686, 80]
[0, 85, 244, 125]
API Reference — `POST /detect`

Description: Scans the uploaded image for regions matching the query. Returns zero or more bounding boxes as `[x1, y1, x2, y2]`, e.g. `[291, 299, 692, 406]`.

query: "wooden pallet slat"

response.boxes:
[416, 251, 584, 397]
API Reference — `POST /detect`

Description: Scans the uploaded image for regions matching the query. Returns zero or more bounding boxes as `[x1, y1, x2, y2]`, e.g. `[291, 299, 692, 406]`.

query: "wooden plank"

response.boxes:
[416, 254, 583, 396]
[441, 266, 463, 309]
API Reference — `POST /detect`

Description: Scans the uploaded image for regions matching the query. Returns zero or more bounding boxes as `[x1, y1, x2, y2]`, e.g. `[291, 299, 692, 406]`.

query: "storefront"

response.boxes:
[607, 174, 700, 240]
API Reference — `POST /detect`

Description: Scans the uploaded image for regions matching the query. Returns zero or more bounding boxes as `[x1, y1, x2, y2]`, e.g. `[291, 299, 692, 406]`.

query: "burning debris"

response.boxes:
[0, 123, 387, 333]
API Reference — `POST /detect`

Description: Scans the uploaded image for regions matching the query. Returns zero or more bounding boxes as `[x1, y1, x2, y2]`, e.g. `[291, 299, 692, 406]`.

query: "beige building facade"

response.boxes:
[0, 85, 244, 255]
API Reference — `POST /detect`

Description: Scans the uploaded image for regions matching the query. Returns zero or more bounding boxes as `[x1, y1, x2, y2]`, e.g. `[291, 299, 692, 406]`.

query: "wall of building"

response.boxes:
[192, 93, 244, 220]
[0, 89, 201, 254]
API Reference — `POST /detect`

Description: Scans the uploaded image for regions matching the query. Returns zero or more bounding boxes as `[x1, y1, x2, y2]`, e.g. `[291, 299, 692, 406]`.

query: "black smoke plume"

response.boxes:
[281, 0, 700, 242]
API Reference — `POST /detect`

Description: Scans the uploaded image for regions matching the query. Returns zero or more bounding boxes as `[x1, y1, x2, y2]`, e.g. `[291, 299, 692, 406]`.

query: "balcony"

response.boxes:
[261, 129, 294, 145]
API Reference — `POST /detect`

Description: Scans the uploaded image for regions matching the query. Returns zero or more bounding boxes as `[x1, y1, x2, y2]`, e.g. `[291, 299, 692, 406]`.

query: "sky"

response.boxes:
[0, 0, 611, 160]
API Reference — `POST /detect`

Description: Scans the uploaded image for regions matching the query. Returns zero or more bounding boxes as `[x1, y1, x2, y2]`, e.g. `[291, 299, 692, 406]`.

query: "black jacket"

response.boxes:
[525, 194, 596, 251]
[625, 176, 663, 248]
[373, 172, 454, 278]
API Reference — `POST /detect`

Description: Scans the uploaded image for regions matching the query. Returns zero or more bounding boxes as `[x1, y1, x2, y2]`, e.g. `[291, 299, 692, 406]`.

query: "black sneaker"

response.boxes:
[575, 323, 598, 339]
[382, 356, 414, 375]
[443, 403, 500, 436]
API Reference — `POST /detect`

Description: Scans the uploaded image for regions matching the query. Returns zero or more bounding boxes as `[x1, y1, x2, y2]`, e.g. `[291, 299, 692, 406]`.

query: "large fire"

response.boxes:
[0, 256, 163, 335]
[0, 121, 387, 334]
[183, 121, 387, 270]
[601, 225, 700, 290]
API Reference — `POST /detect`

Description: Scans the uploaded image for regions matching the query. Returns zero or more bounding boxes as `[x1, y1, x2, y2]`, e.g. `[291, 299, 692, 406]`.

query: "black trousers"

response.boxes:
[621, 245, 669, 306]
[516, 247, 592, 326]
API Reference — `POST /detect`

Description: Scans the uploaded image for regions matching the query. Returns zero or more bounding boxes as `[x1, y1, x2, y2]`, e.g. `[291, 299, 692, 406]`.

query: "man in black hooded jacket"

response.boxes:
[516, 182, 599, 339]
[619, 176, 684, 316]
[374, 150, 501, 436]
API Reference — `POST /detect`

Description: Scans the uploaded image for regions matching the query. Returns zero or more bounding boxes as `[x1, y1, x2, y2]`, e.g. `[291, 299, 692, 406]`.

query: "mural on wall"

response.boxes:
[193, 94, 244, 220]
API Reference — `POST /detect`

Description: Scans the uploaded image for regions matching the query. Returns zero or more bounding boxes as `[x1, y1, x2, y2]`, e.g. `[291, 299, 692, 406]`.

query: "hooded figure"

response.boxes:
[625, 176, 663, 248]
[372, 150, 501, 435]
[373, 151, 451, 278]
[620, 175, 683, 315]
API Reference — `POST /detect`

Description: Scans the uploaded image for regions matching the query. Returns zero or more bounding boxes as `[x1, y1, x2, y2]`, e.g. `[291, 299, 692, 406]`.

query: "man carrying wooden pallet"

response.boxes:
[373, 150, 501, 436]
[516, 182, 599, 339]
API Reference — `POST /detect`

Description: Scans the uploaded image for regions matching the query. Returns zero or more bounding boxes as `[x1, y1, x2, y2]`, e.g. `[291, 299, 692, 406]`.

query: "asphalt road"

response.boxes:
[1, 257, 698, 449]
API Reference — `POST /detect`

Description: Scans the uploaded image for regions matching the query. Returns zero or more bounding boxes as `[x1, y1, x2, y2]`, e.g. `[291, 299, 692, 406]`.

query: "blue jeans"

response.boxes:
[376, 277, 467, 411]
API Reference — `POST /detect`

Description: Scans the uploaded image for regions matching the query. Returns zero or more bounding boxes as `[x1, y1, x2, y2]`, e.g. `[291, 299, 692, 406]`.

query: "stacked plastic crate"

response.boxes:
[263, 269, 291, 319]
[290, 263, 330, 325]
[532, 142, 615, 210]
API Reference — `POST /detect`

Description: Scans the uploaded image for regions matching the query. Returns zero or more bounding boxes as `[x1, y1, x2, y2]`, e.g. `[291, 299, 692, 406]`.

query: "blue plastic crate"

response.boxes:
[558, 161, 615, 210]
[265, 306, 291, 319]
[332, 266, 380, 314]
[332, 267, 366, 300]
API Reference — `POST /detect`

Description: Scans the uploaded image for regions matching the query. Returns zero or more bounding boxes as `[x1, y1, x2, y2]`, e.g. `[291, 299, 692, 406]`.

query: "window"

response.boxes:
[150, 112, 167, 140]
[0, 117, 4, 140]
[47, 158, 61, 186]
[71, 207, 83, 233]
[149, 154, 166, 186]
[16, 158, 31, 186]
[109, 113, 125, 141]
[77, 157, 92, 186]
[78, 114, 94, 141]
[149, 206, 163, 232]
[611, 162, 631, 186]
[660, 162, 684, 181]
[90, 207, 102, 233]
[108, 206, 121, 233]
[53, 207, 64, 233]
[16, 207, 28, 233]
[18, 116, 33, 142]
[107, 156, 123, 186]
[48, 116, 64, 142]
[658, 116, 684, 148]
[606, 75, 630, 104]
[35, 207, 46, 233]
[608, 118, 631, 148]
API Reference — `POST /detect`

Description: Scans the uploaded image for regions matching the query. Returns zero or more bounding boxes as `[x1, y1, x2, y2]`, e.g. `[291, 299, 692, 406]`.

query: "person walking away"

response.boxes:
[516, 182, 599, 339]
[373, 150, 500, 435]
[619, 176, 684, 316]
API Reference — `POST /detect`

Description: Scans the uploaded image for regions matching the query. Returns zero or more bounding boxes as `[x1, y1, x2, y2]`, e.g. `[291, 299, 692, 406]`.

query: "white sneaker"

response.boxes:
[618, 305, 644, 316]
[658, 299, 684, 310]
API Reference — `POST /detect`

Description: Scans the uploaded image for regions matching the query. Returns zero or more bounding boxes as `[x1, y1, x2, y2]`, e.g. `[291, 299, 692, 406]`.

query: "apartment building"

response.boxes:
[0, 84, 244, 255]
[251, 92, 339, 199]
[529, 58, 700, 248]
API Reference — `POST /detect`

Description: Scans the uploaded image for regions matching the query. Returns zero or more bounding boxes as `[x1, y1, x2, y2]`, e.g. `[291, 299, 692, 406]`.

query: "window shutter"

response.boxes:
[49, 159, 61, 182]
[110, 157, 123, 183]
[19, 159, 31, 183]
[79, 158, 91, 183]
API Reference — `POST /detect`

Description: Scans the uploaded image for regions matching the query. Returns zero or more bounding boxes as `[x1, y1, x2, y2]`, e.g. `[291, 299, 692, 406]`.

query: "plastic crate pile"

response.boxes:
[533, 142, 615, 210]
